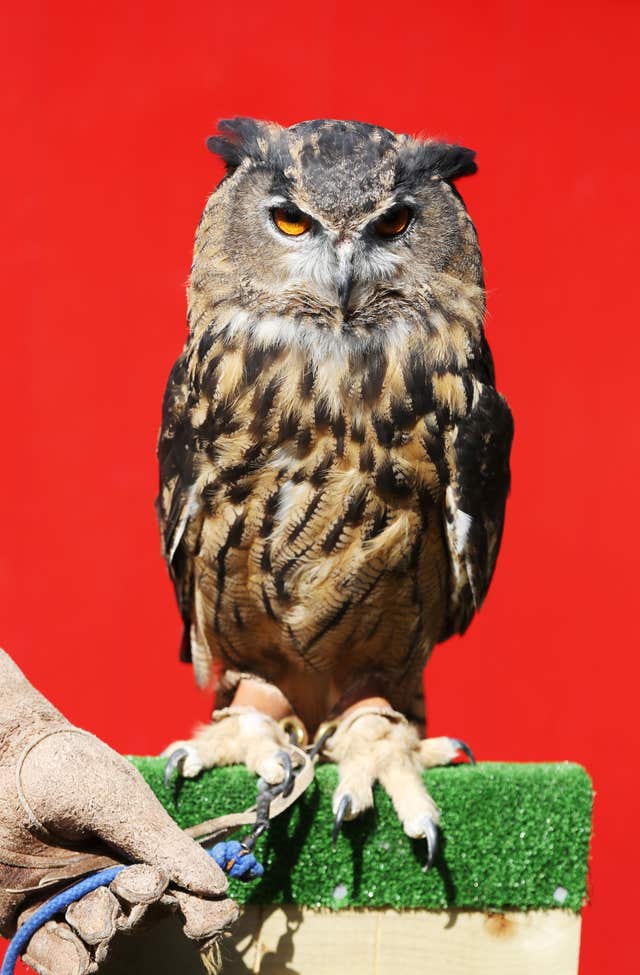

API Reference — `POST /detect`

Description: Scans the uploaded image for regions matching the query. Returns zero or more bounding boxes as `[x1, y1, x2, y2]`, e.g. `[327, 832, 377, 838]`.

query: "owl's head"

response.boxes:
[194, 118, 481, 333]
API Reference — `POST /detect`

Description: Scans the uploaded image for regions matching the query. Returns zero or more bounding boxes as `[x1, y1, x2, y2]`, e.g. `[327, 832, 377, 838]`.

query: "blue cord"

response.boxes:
[1, 867, 124, 975]
[2, 844, 263, 975]
[209, 841, 264, 880]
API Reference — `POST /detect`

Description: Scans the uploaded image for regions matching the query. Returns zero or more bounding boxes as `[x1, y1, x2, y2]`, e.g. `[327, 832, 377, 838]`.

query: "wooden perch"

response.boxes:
[100, 760, 593, 974]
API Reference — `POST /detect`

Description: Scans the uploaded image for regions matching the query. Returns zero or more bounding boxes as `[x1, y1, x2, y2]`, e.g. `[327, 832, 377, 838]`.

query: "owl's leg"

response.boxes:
[162, 679, 305, 789]
[325, 701, 472, 868]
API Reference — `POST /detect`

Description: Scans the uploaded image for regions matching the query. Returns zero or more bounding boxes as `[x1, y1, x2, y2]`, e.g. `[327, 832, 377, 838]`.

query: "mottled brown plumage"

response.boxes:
[158, 118, 513, 843]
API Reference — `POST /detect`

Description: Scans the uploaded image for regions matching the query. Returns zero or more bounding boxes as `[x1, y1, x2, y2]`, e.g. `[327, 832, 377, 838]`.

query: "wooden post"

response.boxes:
[102, 905, 582, 974]
[115, 759, 592, 974]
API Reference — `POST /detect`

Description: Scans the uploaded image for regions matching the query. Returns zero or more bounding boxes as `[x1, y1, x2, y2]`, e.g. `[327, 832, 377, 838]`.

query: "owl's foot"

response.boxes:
[324, 706, 473, 869]
[162, 706, 301, 791]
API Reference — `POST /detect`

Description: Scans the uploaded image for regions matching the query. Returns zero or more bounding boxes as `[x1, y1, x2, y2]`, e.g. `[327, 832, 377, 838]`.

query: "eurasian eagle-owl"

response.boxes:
[158, 118, 513, 855]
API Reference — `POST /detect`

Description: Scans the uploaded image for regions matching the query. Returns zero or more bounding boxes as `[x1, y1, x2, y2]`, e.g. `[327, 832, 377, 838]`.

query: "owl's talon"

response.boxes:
[251, 752, 300, 841]
[420, 816, 439, 872]
[275, 749, 295, 797]
[163, 747, 190, 788]
[451, 738, 476, 765]
[332, 794, 352, 847]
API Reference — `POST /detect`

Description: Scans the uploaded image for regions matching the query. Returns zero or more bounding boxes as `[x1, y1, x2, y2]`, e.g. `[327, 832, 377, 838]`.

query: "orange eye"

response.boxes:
[373, 205, 412, 239]
[272, 206, 312, 237]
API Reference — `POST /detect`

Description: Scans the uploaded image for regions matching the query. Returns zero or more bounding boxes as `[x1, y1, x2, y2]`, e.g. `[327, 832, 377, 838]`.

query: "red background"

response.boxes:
[1, 1, 638, 971]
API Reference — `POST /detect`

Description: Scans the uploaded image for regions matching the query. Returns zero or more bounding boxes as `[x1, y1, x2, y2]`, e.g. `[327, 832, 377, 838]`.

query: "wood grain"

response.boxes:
[102, 906, 581, 974]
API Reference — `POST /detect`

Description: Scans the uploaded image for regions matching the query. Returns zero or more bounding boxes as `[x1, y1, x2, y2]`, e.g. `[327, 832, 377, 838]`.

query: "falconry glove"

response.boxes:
[0, 649, 237, 974]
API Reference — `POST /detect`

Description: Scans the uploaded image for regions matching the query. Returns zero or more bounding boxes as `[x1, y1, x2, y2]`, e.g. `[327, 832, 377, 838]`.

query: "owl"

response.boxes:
[158, 118, 513, 859]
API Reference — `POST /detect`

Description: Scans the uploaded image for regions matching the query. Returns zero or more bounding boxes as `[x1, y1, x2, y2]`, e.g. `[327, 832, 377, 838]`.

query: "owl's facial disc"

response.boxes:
[264, 193, 415, 322]
[204, 118, 481, 329]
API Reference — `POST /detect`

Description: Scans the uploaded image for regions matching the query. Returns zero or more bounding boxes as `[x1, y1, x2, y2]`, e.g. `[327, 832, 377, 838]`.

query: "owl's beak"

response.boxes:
[335, 240, 355, 318]
[337, 272, 354, 317]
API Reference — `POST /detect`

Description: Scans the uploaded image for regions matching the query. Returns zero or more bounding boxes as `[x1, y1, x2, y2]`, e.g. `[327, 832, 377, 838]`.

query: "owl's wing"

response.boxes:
[156, 353, 204, 667]
[441, 378, 514, 639]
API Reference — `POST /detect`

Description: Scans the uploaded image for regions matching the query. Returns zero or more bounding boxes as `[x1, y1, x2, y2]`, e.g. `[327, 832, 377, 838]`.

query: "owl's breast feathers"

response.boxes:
[157, 301, 512, 705]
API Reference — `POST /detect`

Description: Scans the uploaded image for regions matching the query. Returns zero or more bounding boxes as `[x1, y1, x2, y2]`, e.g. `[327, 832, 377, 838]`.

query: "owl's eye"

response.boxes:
[373, 204, 413, 239]
[271, 206, 312, 237]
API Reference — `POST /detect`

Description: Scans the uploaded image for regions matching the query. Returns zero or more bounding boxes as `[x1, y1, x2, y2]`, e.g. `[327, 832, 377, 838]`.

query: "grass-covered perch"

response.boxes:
[130, 760, 592, 914]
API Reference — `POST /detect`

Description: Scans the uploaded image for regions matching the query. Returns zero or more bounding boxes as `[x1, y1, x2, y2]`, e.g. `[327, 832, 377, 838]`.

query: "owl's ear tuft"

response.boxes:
[397, 139, 477, 186]
[430, 143, 477, 181]
[206, 117, 272, 172]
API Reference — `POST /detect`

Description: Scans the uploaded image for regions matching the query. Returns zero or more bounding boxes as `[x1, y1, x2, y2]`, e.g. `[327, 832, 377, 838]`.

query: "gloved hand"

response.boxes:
[0, 649, 238, 974]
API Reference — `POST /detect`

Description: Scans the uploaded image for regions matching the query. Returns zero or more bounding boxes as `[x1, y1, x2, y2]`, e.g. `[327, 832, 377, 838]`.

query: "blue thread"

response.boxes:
[1, 846, 264, 974]
[1, 867, 125, 975]
[210, 841, 265, 880]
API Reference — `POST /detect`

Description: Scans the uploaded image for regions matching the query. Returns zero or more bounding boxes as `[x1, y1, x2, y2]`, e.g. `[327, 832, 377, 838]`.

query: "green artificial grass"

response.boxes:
[130, 759, 592, 913]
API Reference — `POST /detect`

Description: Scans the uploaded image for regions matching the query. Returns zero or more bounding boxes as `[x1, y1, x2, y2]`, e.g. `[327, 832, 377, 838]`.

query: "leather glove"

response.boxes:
[0, 649, 238, 974]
